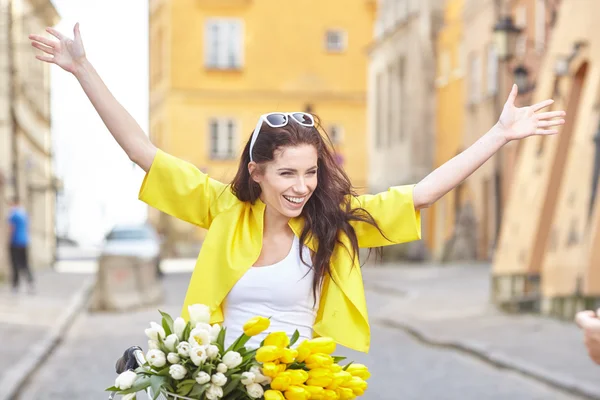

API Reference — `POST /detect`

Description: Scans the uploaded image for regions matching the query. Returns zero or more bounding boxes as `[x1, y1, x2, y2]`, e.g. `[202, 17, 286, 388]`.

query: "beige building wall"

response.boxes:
[460, 0, 506, 261]
[492, 0, 600, 307]
[0, 0, 59, 275]
[367, 0, 444, 254]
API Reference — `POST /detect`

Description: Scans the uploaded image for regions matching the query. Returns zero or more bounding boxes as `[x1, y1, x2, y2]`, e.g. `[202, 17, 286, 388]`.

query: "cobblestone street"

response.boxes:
[9, 264, 592, 400]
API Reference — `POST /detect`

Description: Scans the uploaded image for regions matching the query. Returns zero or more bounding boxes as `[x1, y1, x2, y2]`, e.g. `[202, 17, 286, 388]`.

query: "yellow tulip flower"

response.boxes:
[262, 362, 281, 378]
[284, 385, 311, 400]
[287, 369, 309, 385]
[256, 345, 284, 363]
[306, 337, 336, 354]
[304, 385, 325, 399]
[305, 353, 334, 370]
[326, 371, 353, 391]
[243, 316, 270, 336]
[345, 364, 371, 380]
[295, 340, 312, 362]
[322, 389, 340, 400]
[335, 387, 356, 400]
[264, 390, 286, 400]
[342, 376, 368, 396]
[280, 348, 299, 364]
[271, 373, 293, 392]
[306, 368, 334, 387]
[264, 331, 290, 348]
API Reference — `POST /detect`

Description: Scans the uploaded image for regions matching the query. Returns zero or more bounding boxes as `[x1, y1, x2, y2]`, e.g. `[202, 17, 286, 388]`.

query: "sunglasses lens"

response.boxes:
[265, 113, 287, 127]
[292, 113, 314, 126]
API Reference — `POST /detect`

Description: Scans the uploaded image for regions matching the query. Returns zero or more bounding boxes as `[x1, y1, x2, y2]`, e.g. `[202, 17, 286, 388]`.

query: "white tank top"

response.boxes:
[223, 235, 318, 349]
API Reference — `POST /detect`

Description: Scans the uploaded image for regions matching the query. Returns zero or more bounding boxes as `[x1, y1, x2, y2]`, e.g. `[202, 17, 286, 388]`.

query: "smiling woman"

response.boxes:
[29, 23, 566, 354]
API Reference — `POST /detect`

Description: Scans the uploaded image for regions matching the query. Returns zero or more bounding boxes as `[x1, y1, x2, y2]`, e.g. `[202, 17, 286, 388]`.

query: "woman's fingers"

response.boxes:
[537, 119, 565, 128]
[35, 55, 54, 63]
[531, 99, 554, 112]
[45, 27, 65, 40]
[28, 34, 56, 48]
[537, 111, 566, 120]
[31, 41, 54, 55]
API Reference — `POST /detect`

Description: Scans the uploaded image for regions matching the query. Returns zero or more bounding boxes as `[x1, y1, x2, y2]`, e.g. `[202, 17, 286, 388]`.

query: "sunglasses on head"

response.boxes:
[248, 112, 315, 162]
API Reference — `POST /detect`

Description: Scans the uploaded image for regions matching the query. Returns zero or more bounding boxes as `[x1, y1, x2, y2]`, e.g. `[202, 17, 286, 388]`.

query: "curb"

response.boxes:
[379, 317, 600, 400]
[0, 277, 95, 400]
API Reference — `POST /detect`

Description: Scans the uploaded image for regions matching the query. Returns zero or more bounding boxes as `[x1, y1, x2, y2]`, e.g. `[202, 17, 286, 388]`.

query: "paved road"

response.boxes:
[16, 271, 585, 400]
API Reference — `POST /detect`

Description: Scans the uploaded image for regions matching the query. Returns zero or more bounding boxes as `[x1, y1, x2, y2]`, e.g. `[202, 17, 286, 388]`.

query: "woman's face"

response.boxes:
[252, 144, 318, 220]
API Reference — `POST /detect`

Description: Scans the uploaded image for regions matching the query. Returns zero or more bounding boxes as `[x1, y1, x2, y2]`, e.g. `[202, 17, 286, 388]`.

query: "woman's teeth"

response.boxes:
[283, 195, 305, 204]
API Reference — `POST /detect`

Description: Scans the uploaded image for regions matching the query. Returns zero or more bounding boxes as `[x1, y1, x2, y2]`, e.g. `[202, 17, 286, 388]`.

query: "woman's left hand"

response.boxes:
[497, 83, 566, 142]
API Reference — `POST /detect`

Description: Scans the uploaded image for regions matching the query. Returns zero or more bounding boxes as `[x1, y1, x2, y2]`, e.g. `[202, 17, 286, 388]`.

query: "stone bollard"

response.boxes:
[89, 254, 164, 312]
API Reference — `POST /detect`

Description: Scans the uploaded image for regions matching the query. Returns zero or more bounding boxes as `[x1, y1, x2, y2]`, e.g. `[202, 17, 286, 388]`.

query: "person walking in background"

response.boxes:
[7, 198, 35, 294]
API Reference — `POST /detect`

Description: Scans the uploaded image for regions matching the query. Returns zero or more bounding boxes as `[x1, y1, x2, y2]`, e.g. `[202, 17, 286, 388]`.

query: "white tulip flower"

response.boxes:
[114, 370, 137, 390]
[241, 371, 255, 385]
[169, 364, 187, 380]
[249, 366, 269, 385]
[188, 304, 211, 325]
[144, 321, 166, 341]
[189, 327, 211, 348]
[173, 317, 186, 340]
[222, 351, 242, 369]
[211, 372, 227, 387]
[206, 383, 224, 400]
[122, 393, 136, 400]
[177, 341, 191, 358]
[147, 340, 159, 350]
[246, 383, 264, 399]
[216, 363, 228, 374]
[164, 334, 179, 352]
[146, 349, 166, 368]
[206, 345, 220, 359]
[190, 346, 208, 366]
[167, 352, 180, 364]
[195, 371, 211, 385]
[209, 324, 221, 342]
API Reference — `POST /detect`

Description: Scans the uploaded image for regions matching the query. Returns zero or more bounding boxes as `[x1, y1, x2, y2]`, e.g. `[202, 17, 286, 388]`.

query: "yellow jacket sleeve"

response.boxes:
[350, 185, 421, 248]
[138, 149, 238, 229]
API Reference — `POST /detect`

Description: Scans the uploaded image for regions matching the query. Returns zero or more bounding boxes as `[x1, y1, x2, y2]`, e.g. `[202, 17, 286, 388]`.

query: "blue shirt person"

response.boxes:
[7, 199, 34, 293]
[8, 206, 30, 247]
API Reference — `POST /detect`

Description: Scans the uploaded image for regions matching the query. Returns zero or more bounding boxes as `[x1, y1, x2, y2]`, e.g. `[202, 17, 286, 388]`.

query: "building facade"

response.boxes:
[148, 0, 377, 256]
[367, 0, 444, 259]
[0, 0, 60, 278]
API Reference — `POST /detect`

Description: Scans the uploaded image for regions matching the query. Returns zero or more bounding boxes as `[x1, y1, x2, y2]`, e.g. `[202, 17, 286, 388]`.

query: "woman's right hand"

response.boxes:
[29, 23, 86, 74]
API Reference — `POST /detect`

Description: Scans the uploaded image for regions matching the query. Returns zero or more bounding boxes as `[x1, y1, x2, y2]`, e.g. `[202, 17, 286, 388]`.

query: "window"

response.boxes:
[397, 57, 406, 141]
[209, 118, 237, 159]
[376, 72, 384, 148]
[535, 0, 546, 52]
[486, 45, 498, 95]
[436, 50, 450, 86]
[328, 125, 344, 145]
[325, 30, 347, 52]
[514, 6, 527, 59]
[469, 52, 481, 103]
[205, 19, 243, 69]
[151, 26, 164, 86]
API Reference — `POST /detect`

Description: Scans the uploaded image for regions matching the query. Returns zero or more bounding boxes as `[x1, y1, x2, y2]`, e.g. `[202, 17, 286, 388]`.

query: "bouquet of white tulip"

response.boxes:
[106, 304, 370, 400]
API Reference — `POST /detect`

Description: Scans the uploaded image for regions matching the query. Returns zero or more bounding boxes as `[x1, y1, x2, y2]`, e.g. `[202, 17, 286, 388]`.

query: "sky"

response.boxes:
[49, 0, 149, 245]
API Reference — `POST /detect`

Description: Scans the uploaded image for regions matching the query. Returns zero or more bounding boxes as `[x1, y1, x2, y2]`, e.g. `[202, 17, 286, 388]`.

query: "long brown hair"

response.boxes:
[230, 116, 385, 300]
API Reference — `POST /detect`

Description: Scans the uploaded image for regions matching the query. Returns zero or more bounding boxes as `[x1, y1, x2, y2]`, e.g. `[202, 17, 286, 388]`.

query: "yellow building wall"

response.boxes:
[150, 0, 375, 249]
[430, 0, 465, 259]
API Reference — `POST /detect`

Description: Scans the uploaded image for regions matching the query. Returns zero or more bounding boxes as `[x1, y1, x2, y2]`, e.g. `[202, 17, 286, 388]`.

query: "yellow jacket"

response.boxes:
[139, 149, 421, 352]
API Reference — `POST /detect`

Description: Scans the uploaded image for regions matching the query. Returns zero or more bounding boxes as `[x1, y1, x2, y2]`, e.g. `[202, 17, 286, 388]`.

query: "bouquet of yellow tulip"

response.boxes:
[106, 304, 370, 400]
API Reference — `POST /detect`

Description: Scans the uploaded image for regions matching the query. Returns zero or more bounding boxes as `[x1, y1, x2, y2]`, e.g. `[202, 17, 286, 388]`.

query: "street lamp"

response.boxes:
[513, 64, 532, 93]
[493, 16, 522, 61]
